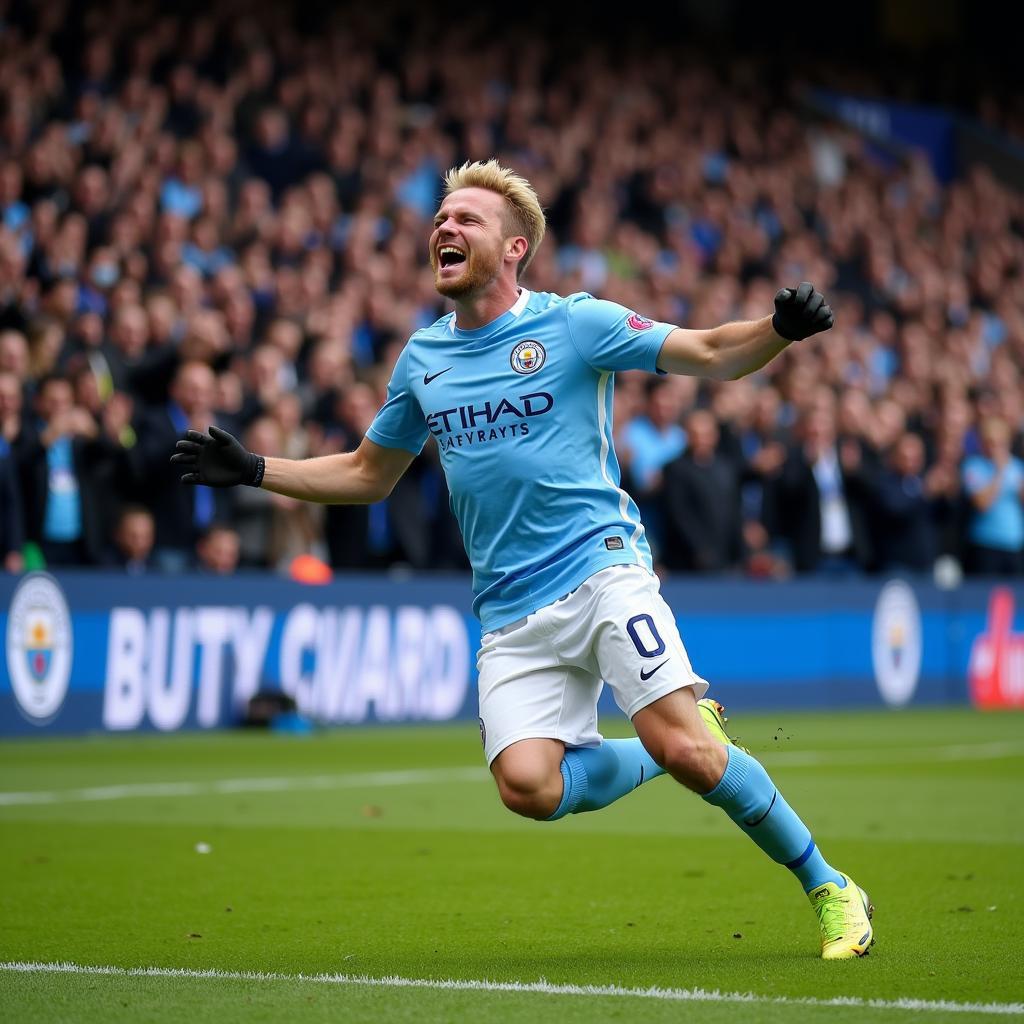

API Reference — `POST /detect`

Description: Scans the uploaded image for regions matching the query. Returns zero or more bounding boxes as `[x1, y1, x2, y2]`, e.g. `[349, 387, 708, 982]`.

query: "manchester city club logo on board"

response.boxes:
[6, 572, 73, 725]
[510, 340, 546, 374]
[871, 579, 922, 707]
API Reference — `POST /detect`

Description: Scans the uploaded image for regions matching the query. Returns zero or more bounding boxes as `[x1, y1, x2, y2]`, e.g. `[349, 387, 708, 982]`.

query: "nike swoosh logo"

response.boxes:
[423, 367, 453, 385]
[743, 788, 777, 827]
[639, 659, 670, 681]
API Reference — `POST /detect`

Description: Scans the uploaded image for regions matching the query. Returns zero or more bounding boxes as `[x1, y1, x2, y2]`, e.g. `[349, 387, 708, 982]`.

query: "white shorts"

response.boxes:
[476, 564, 709, 765]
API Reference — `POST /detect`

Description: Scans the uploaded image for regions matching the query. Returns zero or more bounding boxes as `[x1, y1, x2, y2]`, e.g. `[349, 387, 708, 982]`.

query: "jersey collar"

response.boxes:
[448, 289, 531, 336]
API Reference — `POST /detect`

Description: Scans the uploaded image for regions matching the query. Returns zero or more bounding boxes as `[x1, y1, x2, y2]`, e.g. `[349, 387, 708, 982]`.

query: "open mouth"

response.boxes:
[438, 245, 467, 269]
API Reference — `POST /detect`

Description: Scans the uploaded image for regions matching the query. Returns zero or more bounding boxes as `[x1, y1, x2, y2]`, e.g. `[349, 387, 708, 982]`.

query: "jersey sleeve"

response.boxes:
[564, 293, 676, 373]
[365, 345, 429, 455]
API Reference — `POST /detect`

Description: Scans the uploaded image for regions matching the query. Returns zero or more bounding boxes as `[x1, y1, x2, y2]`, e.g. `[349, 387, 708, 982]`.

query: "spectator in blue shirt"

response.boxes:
[160, 142, 204, 219]
[14, 374, 125, 566]
[0, 435, 24, 572]
[620, 377, 690, 555]
[181, 216, 235, 279]
[962, 416, 1024, 575]
[621, 377, 689, 492]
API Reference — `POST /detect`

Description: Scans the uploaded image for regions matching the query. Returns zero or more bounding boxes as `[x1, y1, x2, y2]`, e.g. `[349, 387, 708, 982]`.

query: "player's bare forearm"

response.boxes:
[172, 428, 414, 502]
[656, 283, 834, 380]
[657, 317, 787, 380]
[261, 440, 414, 505]
[261, 451, 380, 504]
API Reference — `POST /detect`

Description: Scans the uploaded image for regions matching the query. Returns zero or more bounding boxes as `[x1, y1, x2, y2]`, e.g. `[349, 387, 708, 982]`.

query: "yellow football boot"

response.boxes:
[808, 872, 875, 960]
[697, 698, 750, 753]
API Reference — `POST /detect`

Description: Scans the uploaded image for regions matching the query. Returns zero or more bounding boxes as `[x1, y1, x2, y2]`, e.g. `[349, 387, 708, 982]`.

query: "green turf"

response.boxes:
[1, 707, 1022, 1023]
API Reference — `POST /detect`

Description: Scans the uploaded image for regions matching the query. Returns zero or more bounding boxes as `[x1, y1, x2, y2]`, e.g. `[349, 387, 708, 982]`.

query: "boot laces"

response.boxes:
[816, 892, 850, 943]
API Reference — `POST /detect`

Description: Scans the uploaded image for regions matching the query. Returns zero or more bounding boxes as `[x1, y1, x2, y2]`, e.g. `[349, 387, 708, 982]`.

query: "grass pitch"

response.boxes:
[1, 707, 1022, 1022]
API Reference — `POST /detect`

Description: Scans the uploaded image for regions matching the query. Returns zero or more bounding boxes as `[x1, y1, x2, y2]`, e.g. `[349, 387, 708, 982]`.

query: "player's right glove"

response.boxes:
[170, 425, 265, 487]
[772, 281, 834, 341]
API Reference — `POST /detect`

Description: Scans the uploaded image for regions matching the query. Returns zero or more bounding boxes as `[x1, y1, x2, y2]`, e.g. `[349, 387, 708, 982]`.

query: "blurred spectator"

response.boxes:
[736, 386, 789, 575]
[926, 422, 968, 564]
[109, 505, 156, 574]
[234, 416, 322, 569]
[196, 523, 241, 575]
[661, 410, 743, 573]
[620, 377, 692, 554]
[0, 370, 24, 443]
[14, 374, 125, 566]
[874, 433, 942, 573]
[0, 331, 30, 381]
[621, 378, 689, 493]
[962, 417, 1024, 574]
[135, 360, 236, 571]
[773, 406, 874, 574]
[0, 433, 24, 573]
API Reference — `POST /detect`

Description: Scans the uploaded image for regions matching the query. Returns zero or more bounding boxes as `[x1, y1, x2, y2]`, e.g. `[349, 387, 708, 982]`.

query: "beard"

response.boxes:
[433, 245, 502, 299]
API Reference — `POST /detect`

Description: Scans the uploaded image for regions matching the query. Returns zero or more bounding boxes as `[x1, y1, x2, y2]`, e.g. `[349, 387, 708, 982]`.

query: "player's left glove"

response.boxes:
[170, 425, 265, 487]
[772, 281, 834, 342]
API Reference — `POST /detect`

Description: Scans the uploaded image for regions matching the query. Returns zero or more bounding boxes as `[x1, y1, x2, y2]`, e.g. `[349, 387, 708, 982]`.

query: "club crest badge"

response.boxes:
[510, 340, 546, 375]
[871, 580, 921, 707]
[6, 573, 73, 725]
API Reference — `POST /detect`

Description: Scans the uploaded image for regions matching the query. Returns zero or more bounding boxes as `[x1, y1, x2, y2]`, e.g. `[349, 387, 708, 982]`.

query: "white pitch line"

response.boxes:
[0, 740, 1022, 808]
[0, 767, 487, 806]
[1, 961, 1022, 1016]
[763, 740, 1024, 768]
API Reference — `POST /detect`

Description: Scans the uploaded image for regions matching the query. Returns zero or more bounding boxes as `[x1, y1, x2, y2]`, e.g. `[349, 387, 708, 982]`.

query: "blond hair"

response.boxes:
[443, 160, 546, 279]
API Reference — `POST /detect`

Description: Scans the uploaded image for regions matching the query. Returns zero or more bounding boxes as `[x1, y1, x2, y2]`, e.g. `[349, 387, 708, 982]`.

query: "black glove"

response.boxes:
[772, 281, 834, 342]
[170, 425, 265, 487]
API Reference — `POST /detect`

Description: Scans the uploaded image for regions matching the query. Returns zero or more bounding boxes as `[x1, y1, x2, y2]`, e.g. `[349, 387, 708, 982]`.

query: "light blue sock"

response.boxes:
[547, 739, 665, 820]
[702, 745, 845, 892]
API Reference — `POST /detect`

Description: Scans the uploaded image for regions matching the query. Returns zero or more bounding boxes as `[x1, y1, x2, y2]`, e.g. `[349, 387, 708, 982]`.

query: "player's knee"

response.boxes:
[497, 783, 558, 819]
[493, 764, 562, 820]
[491, 740, 565, 820]
[656, 732, 723, 791]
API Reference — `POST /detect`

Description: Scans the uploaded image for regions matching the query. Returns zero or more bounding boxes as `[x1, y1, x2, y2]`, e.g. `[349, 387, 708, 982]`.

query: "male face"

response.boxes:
[801, 409, 836, 456]
[0, 331, 28, 375]
[429, 188, 516, 299]
[199, 528, 240, 575]
[113, 306, 148, 358]
[893, 434, 924, 477]
[37, 379, 74, 423]
[0, 372, 21, 418]
[117, 512, 154, 562]
[980, 419, 1011, 463]
[340, 383, 377, 436]
[171, 363, 216, 416]
[687, 411, 719, 460]
[648, 384, 682, 430]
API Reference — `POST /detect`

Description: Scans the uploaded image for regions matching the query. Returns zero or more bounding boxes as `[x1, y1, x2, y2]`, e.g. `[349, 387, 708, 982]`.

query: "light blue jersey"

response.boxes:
[963, 454, 1024, 551]
[366, 289, 675, 632]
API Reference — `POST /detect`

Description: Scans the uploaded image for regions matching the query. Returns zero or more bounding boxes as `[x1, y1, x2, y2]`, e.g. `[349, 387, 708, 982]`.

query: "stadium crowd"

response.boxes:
[1, 1, 1023, 579]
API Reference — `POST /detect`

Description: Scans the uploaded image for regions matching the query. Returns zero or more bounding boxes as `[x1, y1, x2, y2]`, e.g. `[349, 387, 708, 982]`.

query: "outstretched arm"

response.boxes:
[262, 439, 414, 504]
[172, 426, 414, 504]
[656, 282, 834, 380]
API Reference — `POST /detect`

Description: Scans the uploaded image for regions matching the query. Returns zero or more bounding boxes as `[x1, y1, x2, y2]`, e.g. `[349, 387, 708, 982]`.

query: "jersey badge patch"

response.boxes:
[627, 313, 654, 331]
[510, 340, 546, 375]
